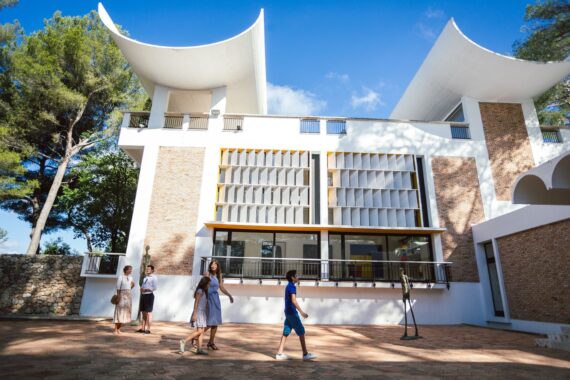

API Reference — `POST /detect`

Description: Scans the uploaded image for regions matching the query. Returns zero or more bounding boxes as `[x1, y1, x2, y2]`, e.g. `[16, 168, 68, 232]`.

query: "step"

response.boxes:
[561, 326, 570, 335]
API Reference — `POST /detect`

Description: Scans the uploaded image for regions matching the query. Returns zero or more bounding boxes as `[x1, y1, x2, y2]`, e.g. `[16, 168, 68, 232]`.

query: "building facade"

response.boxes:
[79, 4, 570, 334]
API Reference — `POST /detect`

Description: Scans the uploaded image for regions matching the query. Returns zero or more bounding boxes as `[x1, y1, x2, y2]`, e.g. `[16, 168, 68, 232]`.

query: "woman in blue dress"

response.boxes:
[204, 259, 234, 350]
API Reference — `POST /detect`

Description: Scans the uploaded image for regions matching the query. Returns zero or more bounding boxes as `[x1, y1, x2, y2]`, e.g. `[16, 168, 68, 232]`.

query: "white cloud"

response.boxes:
[325, 72, 350, 83]
[425, 7, 444, 19]
[351, 88, 384, 112]
[415, 22, 436, 41]
[267, 83, 326, 116]
[0, 239, 22, 254]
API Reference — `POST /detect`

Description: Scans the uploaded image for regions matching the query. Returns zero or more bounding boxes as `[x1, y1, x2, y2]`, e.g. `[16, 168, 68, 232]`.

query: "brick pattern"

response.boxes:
[479, 102, 535, 201]
[432, 157, 484, 282]
[0, 255, 85, 315]
[144, 147, 205, 275]
[497, 218, 570, 324]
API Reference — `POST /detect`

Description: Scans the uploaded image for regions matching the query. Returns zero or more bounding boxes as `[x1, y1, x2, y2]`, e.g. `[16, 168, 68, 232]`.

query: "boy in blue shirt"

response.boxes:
[275, 270, 317, 360]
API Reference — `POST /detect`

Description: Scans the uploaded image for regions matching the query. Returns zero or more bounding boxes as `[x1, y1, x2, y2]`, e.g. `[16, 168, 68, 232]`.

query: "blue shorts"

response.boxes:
[283, 313, 305, 337]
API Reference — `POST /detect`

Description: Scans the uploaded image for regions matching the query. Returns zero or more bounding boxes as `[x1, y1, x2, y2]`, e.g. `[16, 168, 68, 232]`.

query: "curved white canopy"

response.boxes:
[391, 19, 570, 121]
[512, 151, 570, 205]
[98, 3, 267, 114]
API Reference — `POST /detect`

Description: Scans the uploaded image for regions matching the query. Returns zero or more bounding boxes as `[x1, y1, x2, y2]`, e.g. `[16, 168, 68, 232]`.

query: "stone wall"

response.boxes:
[497, 218, 570, 324]
[431, 156, 485, 282]
[479, 102, 535, 201]
[144, 146, 205, 276]
[0, 255, 85, 316]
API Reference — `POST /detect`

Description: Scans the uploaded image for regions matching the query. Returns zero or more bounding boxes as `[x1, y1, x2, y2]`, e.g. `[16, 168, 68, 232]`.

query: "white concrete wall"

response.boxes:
[213, 282, 484, 325]
[80, 106, 568, 326]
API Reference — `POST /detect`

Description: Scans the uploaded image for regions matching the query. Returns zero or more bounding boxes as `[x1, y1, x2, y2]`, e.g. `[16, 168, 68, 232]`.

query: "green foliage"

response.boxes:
[0, 227, 7, 244]
[514, 0, 570, 125]
[0, 10, 146, 254]
[60, 148, 138, 253]
[42, 237, 78, 256]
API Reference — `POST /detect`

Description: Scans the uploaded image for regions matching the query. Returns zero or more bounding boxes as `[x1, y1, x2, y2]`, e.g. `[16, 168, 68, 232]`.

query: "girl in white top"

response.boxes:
[113, 265, 135, 335]
[179, 276, 210, 355]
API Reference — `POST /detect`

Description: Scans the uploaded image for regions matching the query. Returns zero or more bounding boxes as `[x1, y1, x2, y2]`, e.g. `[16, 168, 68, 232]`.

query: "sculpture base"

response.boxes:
[400, 335, 423, 340]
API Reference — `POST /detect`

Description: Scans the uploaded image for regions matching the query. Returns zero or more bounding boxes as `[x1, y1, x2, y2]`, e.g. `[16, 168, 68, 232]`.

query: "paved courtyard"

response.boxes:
[0, 320, 569, 379]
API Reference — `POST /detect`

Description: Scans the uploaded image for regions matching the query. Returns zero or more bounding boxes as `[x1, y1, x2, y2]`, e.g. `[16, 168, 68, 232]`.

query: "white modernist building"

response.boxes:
[80, 4, 570, 334]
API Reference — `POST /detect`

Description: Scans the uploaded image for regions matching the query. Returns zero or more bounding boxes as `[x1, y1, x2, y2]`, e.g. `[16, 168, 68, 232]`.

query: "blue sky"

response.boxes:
[0, 0, 532, 253]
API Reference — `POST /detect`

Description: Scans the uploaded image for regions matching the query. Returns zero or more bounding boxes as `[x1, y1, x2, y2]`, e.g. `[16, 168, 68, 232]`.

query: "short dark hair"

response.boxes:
[286, 270, 297, 282]
[123, 265, 132, 274]
[147, 265, 155, 271]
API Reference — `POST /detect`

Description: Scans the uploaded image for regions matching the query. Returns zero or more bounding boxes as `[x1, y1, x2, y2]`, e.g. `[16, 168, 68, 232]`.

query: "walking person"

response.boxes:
[203, 259, 234, 350]
[179, 276, 210, 355]
[275, 270, 317, 360]
[113, 265, 135, 335]
[136, 265, 157, 334]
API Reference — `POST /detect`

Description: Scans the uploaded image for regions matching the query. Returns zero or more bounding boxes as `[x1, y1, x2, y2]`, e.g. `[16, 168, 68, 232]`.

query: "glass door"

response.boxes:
[484, 242, 505, 317]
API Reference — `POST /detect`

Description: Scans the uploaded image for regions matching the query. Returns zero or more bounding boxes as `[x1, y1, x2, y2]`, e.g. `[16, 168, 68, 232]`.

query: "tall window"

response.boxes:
[483, 242, 505, 317]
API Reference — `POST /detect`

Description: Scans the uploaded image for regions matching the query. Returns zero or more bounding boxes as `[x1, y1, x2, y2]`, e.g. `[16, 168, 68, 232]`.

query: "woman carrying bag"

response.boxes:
[113, 265, 135, 335]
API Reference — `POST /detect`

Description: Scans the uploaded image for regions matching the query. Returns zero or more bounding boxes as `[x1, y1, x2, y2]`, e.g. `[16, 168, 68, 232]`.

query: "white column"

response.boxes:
[320, 230, 329, 281]
[125, 144, 160, 320]
[319, 150, 329, 225]
[182, 114, 190, 131]
[210, 86, 227, 115]
[148, 85, 170, 129]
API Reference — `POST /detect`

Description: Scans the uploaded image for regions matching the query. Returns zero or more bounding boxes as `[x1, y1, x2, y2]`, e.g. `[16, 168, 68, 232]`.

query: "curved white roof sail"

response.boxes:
[98, 3, 267, 114]
[391, 19, 570, 121]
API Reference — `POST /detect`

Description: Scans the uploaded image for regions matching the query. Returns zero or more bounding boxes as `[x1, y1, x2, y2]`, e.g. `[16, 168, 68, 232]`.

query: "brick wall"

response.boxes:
[497, 218, 570, 324]
[144, 147, 205, 275]
[432, 156, 484, 282]
[479, 102, 535, 201]
[0, 255, 85, 315]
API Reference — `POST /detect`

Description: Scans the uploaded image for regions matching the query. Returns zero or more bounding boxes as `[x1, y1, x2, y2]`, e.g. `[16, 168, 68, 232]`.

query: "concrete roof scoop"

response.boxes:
[97, 2, 267, 115]
[390, 19, 570, 122]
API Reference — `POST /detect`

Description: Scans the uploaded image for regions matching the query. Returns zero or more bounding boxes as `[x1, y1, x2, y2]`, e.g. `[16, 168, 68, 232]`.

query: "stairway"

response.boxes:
[535, 326, 570, 352]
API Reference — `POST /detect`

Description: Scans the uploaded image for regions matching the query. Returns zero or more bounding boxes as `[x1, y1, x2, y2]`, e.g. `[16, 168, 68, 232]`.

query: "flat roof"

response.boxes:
[391, 19, 570, 121]
[98, 3, 267, 114]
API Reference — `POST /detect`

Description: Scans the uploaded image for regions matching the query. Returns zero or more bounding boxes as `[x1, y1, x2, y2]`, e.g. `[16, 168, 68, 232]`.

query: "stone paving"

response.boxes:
[0, 320, 569, 379]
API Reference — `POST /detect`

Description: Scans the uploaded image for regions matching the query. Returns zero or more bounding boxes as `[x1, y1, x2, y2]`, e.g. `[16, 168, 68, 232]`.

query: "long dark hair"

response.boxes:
[194, 276, 210, 299]
[209, 259, 222, 282]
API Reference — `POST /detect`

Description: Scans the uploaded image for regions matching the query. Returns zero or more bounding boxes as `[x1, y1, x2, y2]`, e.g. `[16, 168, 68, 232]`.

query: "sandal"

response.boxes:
[207, 342, 219, 350]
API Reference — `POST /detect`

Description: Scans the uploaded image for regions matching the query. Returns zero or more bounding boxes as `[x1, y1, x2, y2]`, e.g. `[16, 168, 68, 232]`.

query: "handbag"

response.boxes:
[111, 275, 125, 305]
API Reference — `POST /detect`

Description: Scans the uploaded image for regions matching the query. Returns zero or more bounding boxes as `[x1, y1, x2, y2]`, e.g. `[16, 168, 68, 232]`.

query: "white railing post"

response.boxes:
[182, 114, 190, 131]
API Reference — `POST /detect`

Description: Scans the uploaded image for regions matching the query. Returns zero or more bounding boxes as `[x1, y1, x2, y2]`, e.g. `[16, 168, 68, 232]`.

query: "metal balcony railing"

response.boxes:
[300, 119, 320, 134]
[450, 124, 471, 139]
[164, 114, 184, 129]
[541, 128, 562, 143]
[82, 253, 125, 277]
[223, 116, 244, 131]
[188, 114, 209, 130]
[326, 120, 347, 135]
[128, 112, 150, 128]
[200, 256, 451, 286]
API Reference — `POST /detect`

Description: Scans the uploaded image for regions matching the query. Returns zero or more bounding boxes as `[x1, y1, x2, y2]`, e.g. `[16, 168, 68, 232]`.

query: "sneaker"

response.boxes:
[135, 329, 145, 333]
[179, 339, 185, 353]
[303, 352, 317, 361]
[275, 353, 289, 360]
[189, 346, 198, 354]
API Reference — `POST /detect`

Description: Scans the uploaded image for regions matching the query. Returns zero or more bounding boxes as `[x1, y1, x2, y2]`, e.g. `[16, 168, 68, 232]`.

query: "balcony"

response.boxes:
[200, 256, 451, 288]
[128, 112, 150, 128]
[80, 252, 126, 278]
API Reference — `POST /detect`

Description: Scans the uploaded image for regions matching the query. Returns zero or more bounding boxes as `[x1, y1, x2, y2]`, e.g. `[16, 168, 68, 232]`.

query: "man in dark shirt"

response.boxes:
[275, 270, 317, 361]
